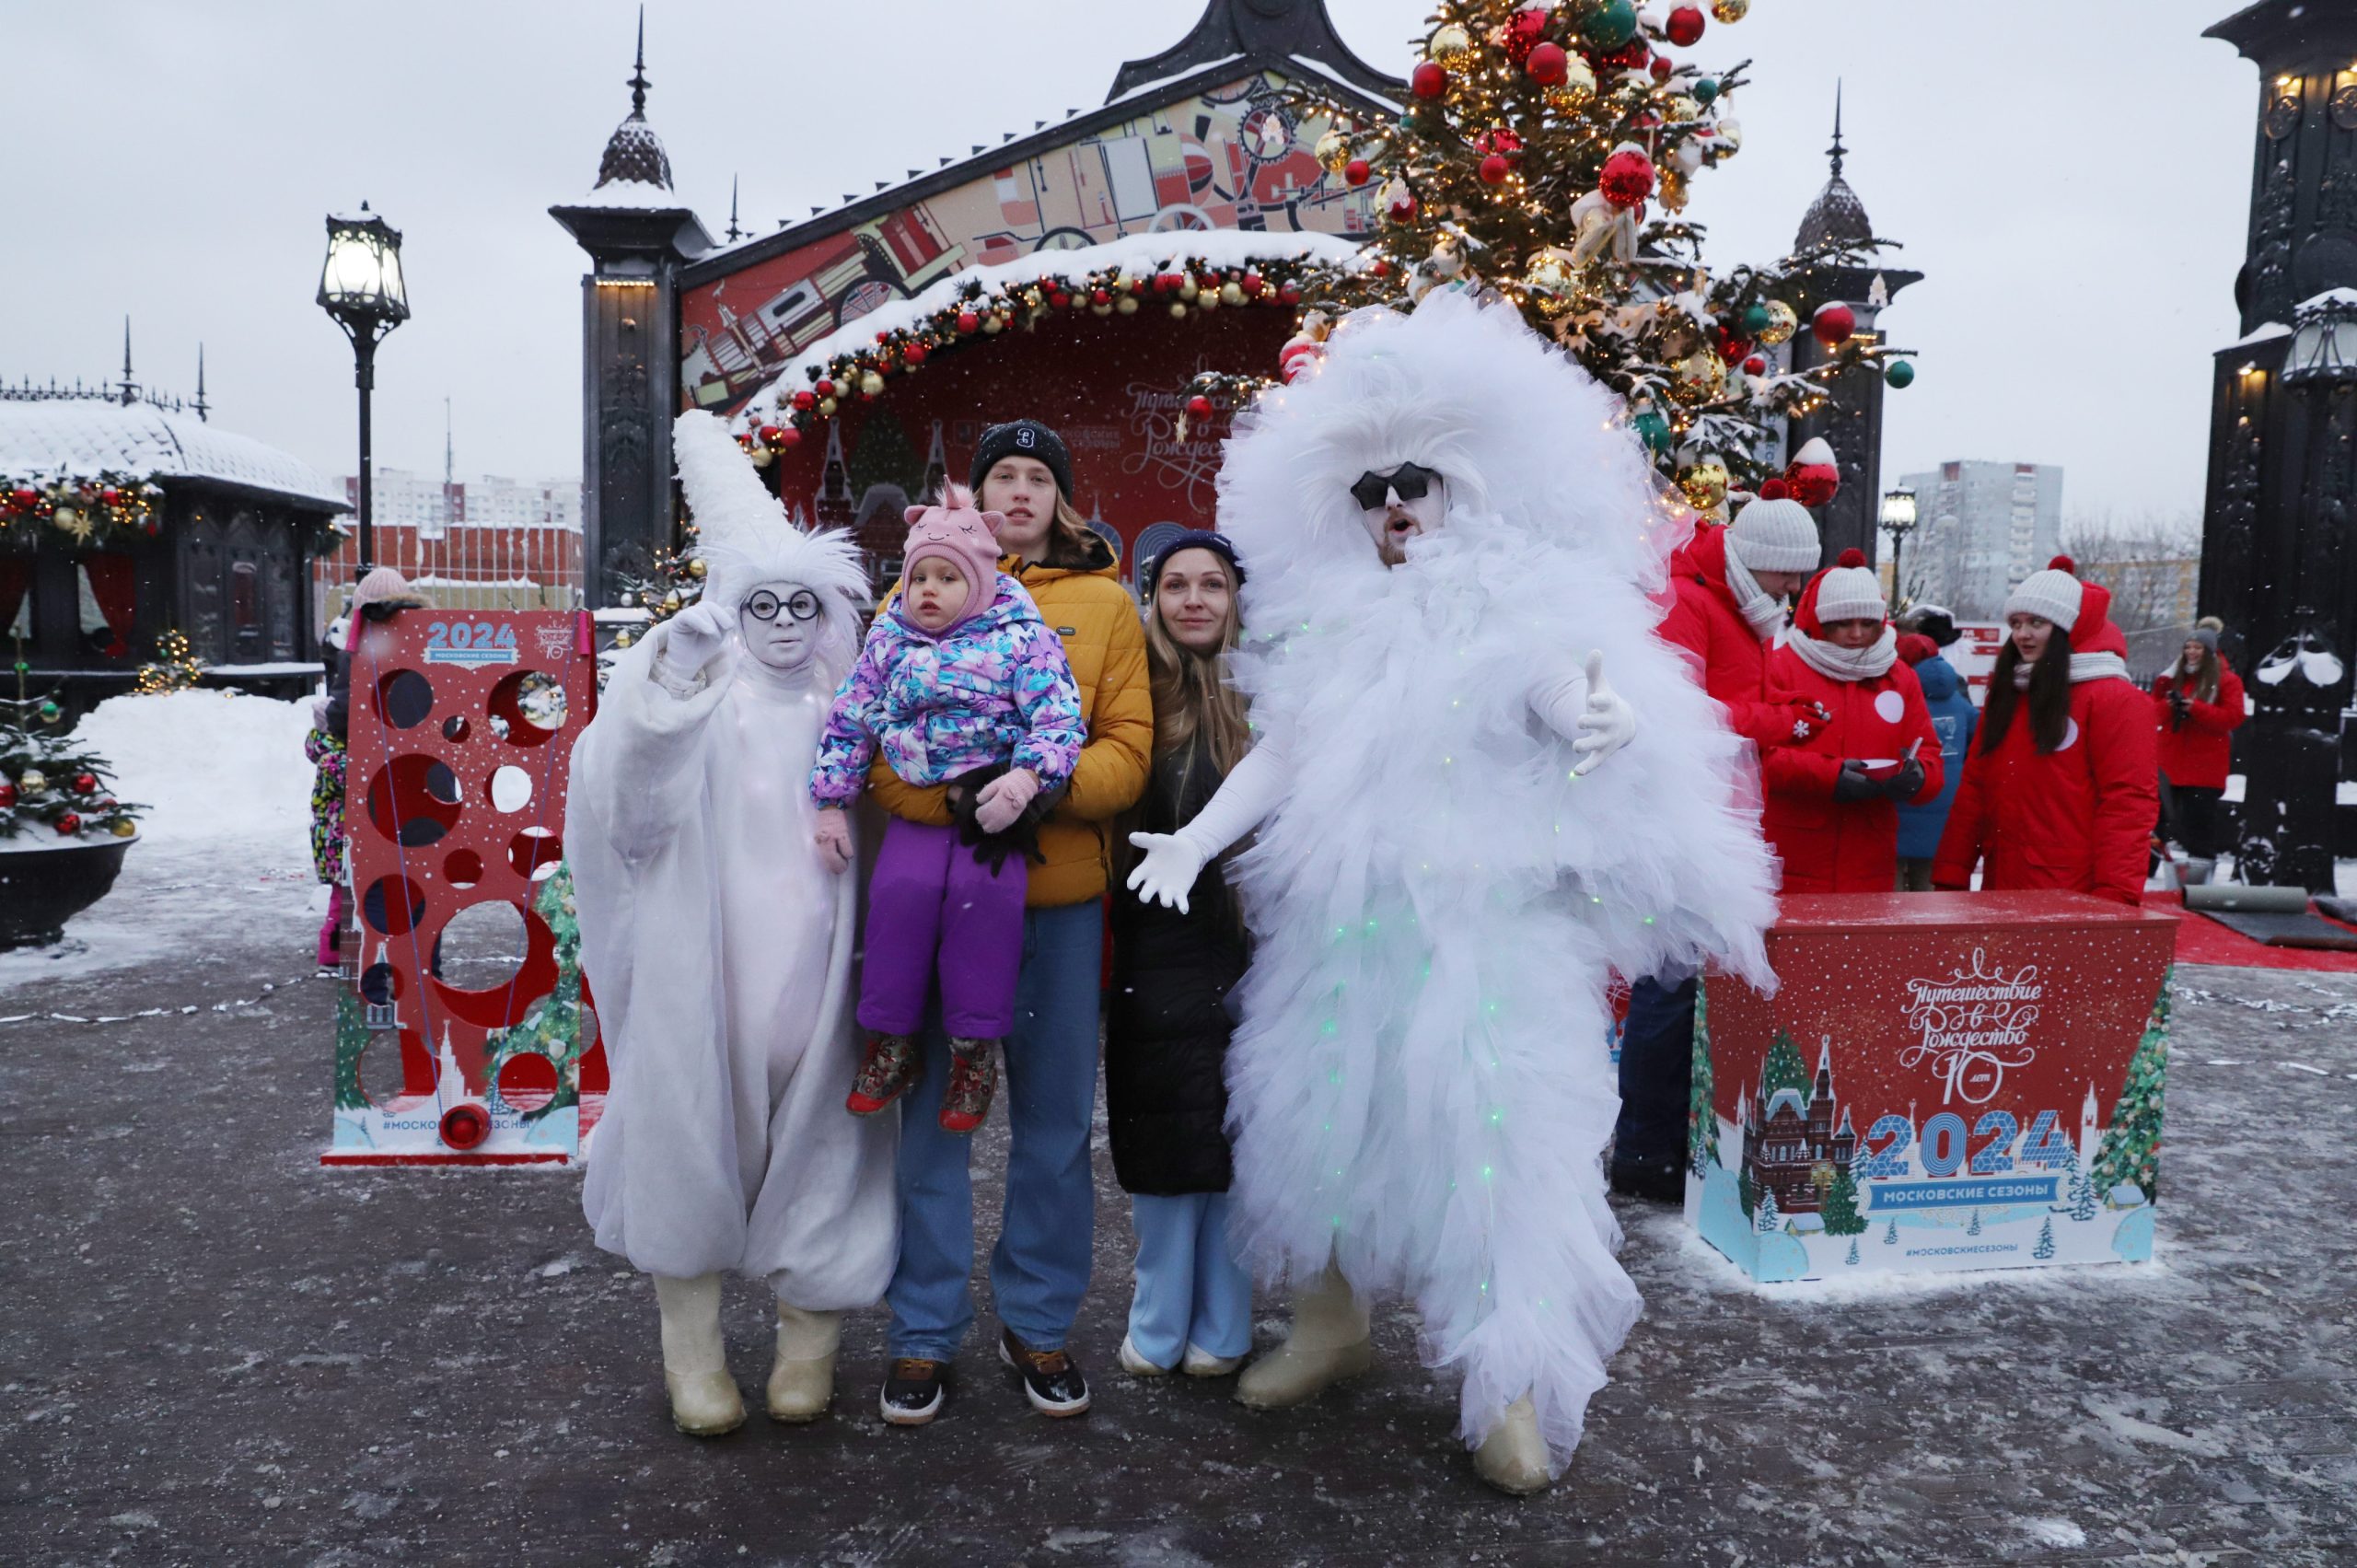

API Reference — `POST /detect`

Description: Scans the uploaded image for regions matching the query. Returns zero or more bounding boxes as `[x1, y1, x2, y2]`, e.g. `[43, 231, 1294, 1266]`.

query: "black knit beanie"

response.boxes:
[970, 419, 1073, 501]
[1143, 529, 1248, 597]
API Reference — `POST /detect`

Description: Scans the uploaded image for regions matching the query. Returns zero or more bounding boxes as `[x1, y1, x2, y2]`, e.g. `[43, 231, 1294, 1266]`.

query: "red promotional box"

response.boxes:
[1686, 892, 2175, 1282]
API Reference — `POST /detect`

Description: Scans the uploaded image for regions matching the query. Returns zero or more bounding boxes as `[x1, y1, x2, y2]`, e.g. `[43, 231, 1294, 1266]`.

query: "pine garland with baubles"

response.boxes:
[1217, 0, 1915, 497]
[1, 642, 142, 842]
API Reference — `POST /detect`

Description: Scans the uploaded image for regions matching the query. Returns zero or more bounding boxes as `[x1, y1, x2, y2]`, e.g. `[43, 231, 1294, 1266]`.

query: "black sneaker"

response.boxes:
[879, 1357, 947, 1426]
[1608, 1158, 1687, 1204]
[998, 1330, 1090, 1417]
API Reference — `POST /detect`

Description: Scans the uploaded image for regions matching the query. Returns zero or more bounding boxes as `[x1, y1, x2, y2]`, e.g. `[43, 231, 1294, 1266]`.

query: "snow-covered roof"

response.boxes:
[737, 228, 1366, 425]
[0, 400, 347, 512]
[560, 177, 692, 212]
[1764, 1087, 1807, 1123]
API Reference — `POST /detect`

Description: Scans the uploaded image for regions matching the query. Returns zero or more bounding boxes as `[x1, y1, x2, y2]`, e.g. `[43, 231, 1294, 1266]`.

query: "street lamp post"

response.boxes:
[317, 204, 409, 572]
[1879, 486, 1919, 609]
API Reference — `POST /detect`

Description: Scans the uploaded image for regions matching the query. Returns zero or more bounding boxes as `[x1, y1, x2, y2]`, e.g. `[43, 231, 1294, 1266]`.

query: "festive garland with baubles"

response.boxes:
[731, 252, 1338, 465]
[0, 470, 164, 546]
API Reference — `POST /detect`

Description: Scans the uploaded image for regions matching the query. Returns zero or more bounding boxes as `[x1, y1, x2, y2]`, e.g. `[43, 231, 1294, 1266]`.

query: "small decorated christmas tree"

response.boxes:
[2033, 1217, 2056, 1260]
[2091, 978, 2170, 1202]
[2, 646, 141, 842]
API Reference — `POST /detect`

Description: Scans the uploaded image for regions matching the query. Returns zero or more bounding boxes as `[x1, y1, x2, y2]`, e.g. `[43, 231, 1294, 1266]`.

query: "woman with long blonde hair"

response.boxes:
[1107, 532, 1256, 1379]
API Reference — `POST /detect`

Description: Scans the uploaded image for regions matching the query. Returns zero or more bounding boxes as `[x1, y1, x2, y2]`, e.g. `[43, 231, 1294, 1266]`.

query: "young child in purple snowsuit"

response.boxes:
[810, 487, 1086, 1136]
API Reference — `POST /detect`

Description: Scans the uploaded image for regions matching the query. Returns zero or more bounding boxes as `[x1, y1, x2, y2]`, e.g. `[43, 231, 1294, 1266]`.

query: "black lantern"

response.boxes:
[2284, 288, 2357, 385]
[1878, 485, 1919, 607]
[317, 203, 409, 571]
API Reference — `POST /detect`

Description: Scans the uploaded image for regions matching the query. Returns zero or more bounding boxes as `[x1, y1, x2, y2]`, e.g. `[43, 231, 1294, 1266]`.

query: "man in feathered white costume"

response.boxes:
[1129, 294, 1780, 1493]
[570, 411, 895, 1435]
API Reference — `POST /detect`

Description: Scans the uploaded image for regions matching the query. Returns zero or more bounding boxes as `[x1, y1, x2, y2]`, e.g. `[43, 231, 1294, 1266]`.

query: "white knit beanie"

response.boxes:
[2003, 556, 2084, 632]
[1726, 497, 1821, 574]
[1813, 563, 1886, 624]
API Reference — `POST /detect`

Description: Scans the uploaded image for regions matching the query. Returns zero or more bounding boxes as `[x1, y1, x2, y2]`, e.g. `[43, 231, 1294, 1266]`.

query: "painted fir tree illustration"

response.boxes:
[2091, 975, 2170, 1202]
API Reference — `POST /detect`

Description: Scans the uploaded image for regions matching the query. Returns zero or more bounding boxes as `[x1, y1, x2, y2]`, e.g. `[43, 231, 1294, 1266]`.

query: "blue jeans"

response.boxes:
[887, 898, 1102, 1359]
[1126, 1192, 1252, 1368]
[1613, 973, 1699, 1172]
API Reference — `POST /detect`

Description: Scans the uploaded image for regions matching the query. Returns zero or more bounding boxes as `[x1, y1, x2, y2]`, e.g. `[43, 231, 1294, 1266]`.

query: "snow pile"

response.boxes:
[737, 229, 1368, 425]
[0, 690, 322, 991]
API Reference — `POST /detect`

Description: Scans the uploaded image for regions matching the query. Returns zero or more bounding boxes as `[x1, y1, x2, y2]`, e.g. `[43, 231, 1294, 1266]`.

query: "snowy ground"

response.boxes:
[3, 934, 2352, 1562]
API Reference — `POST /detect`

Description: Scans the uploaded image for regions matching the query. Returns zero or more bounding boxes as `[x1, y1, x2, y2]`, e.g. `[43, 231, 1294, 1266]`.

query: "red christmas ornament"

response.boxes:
[907, 342, 931, 366]
[1186, 395, 1214, 420]
[1344, 157, 1372, 186]
[1089, 288, 1109, 306]
[1411, 61, 1449, 99]
[1758, 477, 1790, 501]
[1278, 279, 1303, 305]
[55, 813, 82, 837]
[1526, 41, 1570, 86]
[956, 310, 981, 333]
[1240, 271, 1264, 297]
[1480, 153, 1513, 185]
[791, 389, 816, 411]
[815, 377, 836, 399]
[1666, 5, 1707, 47]
[99, 487, 120, 505]
[1384, 184, 1421, 224]
[1598, 146, 1656, 208]
[1743, 354, 1768, 376]
[1784, 436, 1841, 507]
[1812, 302, 1857, 346]
[1596, 39, 1651, 73]
[1713, 328, 1752, 364]
[775, 425, 801, 447]
[1372, 259, 1393, 278]
[757, 424, 782, 444]
[1650, 55, 1674, 82]
[8, 487, 35, 509]
[1504, 7, 1550, 63]
[0, 783, 16, 808]
[1047, 290, 1070, 309]
[1158, 272, 1185, 293]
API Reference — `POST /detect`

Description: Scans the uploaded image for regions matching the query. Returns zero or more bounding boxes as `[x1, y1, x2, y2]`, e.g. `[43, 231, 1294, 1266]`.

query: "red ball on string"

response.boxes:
[1186, 395, 1214, 420]
[1598, 147, 1656, 207]
[1650, 55, 1674, 82]
[1344, 157, 1372, 186]
[1526, 41, 1570, 86]
[1278, 279, 1303, 305]
[55, 813, 82, 837]
[791, 389, 816, 411]
[1411, 61, 1449, 99]
[1812, 302, 1857, 346]
[0, 783, 16, 809]
[1091, 288, 1112, 306]
[1666, 5, 1707, 46]
[1714, 328, 1752, 364]
[1596, 39, 1651, 72]
[956, 310, 981, 333]
[1241, 272, 1265, 297]
[757, 424, 781, 444]
[1504, 7, 1550, 63]
[775, 425, 801, 447]
[1743, 354, 1768, 376]
[815, 377, 836, 399]
[1480, 153, 1513, 185]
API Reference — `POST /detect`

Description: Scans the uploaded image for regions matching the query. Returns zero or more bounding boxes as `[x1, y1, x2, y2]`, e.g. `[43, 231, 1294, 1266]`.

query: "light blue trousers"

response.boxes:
[1125, 1191, 1253, 1368]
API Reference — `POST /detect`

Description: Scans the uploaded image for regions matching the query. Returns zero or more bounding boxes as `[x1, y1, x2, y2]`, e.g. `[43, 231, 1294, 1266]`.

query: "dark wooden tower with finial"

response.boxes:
[2196, 1, 2357, 888]
[549, 7, 712, 608]
[1781, 87, 1921, 570]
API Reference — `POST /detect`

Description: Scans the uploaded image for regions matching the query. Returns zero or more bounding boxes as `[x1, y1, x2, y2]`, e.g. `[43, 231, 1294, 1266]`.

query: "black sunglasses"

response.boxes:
[1350, 462, 1442, 514]
[743, 588, 822, 623]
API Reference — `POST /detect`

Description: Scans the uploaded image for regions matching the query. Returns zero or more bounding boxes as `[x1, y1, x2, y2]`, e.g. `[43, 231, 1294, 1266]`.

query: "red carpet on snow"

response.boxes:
[2141, 890, 2357, 973]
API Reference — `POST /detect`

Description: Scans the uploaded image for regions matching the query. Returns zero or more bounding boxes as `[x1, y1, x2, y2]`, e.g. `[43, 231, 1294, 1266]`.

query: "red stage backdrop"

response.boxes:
[1688, 891, 2175, 1282]
[325, 610, 603, 1166]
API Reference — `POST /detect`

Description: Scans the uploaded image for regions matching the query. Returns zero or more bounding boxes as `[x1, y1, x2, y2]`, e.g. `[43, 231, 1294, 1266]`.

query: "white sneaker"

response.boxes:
[1181, 1342, 1246, 1377]
[1118, 1332, 1171, 1377]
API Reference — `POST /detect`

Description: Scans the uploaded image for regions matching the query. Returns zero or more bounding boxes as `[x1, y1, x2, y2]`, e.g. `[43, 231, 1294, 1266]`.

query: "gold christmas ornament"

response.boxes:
[1526, 251, 1577, 296]
[859, 370, 885, 397]
[1179, 278, 1200, 302]
[1657, 167, 1689, 212]
[111, 819, 136, 838]
[1116, 295, 1139, 315]
[1665, 95, 1701, 124]
[18, 770, 46, 795]
[613, 630, 634, 649]
[819, 395, 840, 414]
[1678, 459, 1731, 510]
[1196, 289, 1220, 313]
[1315, 127, 1351, 173]
[1170, 301, 1189, 319]
[1671, 350, 1726, 405]
[688, 557, 707, 578]
[1220, 281, 1246, 307]
[749, 446, 773, 469]
[1711, 0, 1749, 19]
[1427, 23, 1473, 65]
[1714, 118, 1743, 155]
[662, 591, 682, 611]
[1757, 299, 1798, 346]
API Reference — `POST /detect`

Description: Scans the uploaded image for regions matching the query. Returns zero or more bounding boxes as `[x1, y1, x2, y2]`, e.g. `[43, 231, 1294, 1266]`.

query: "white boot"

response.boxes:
[1235, 1264, 1372, 1410]
[1472, 1394, 1554, 1496]
[654, 1273, 744, 1436]
[766, 1301, 841, 1423]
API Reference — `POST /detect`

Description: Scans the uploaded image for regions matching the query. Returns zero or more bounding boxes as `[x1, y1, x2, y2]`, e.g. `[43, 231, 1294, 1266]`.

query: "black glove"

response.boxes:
[1881, 759, 1928, 800]
[2169, 691, 2190, 729]
[946, 762, 1055, 874]
[1831, 761, 1880, 802]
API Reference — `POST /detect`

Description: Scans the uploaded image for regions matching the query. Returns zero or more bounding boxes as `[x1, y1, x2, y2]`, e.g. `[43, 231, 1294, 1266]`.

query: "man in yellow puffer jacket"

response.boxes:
[868, 418, 1151, 1429]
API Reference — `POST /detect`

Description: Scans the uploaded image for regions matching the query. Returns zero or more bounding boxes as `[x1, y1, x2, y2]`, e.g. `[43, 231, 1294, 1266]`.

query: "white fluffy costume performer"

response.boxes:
[1128, 293, 1779, 1488]
[571, 410, 894, 1434]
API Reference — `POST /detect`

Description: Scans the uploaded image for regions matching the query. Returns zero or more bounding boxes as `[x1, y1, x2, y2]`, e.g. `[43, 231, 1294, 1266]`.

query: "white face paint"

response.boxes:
[740, 580, 820, 672]
[1353, 464, 1448, 567]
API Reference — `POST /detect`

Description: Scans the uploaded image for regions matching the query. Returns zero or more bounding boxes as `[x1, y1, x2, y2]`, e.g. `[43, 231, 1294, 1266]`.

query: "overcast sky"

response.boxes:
[6, 1, 2255, 519]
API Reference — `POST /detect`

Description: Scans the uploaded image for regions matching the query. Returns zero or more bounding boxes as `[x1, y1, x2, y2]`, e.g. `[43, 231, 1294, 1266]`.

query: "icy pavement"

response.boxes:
[3, 932, 2351, 1567]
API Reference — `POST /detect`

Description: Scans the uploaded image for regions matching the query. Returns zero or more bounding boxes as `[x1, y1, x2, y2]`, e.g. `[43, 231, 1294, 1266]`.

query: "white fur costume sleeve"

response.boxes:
[1205, 293, 1780, 1476]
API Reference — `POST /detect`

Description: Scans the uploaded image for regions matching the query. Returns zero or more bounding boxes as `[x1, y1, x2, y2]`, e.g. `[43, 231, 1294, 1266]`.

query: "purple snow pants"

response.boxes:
[858, 818, 1026, 1040]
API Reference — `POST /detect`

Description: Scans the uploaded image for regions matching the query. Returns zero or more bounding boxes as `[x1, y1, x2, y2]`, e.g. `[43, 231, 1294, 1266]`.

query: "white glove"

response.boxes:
[974, 768, 1039, 834]
[1572, 650, 1635, 775]
[1126, 830, 1213, 913]
[655, 600, 735, 694]
[812, 807, 852, 875]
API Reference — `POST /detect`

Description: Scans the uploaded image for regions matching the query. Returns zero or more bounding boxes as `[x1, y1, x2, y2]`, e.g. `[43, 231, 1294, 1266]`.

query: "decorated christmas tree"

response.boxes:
[1820, 1163, 1866, 1237]
[1, 649, 141, 842]
[2091, 977, 2171, 1202]
[1759, 1027, 1809, 1100]
[1218, 0, 1910, 507]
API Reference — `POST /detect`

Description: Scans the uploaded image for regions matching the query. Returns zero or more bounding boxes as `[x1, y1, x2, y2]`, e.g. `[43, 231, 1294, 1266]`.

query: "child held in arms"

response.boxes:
[809, 489, 1085, 1135]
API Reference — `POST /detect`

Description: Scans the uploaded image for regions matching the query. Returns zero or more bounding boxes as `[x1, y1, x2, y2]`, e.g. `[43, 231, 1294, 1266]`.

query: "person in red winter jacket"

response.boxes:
[1933, 557, 2158, 906]
[1615, 495, 1827, 1205]
[1761, 551, 1944, 895]
[2150, 619, 2244, 860]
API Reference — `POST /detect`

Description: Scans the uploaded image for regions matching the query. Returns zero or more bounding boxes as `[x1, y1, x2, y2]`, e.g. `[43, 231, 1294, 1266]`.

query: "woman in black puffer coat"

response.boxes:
[1108, 532, 1253, 1379]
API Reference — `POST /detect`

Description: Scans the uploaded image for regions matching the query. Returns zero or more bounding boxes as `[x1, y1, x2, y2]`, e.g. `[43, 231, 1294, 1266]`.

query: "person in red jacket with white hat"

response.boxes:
[1761, 550, 1944, 894]
[1933, 557, 2158, 906]
[2150, 618, 2245, 863]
